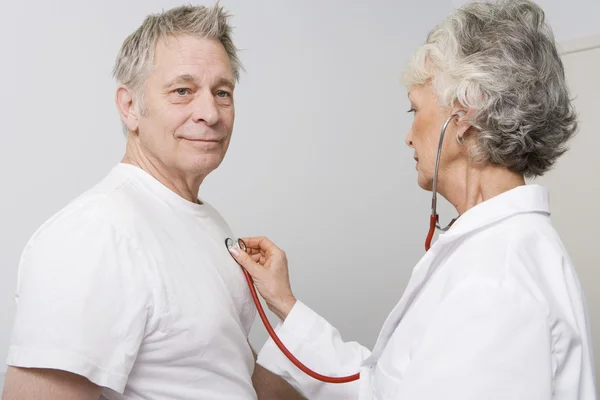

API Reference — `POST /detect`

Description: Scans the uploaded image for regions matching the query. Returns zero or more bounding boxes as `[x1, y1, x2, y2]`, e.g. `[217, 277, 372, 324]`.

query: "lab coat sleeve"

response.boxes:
[256, 300, 371, 399]
[395, 278, 553, 400]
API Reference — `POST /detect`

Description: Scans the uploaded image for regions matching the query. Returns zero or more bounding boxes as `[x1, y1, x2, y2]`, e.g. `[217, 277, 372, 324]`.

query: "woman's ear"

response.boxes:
[453, 108, 473, 142]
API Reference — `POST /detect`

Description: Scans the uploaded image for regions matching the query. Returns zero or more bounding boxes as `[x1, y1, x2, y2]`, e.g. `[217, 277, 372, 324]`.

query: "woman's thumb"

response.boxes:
[229, 244, 262, 278]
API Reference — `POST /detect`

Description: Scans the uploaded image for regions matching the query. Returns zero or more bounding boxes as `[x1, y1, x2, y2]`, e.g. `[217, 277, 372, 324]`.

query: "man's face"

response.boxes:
[134, 35, 236, 181]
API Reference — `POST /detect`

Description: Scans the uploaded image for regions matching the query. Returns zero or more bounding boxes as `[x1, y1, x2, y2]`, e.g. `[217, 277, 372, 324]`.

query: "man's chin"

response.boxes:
[180, 154, 225, 177]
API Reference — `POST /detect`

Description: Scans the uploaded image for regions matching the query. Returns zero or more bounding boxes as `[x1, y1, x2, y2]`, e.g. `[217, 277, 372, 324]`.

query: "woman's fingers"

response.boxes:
[246, 247, 262, 256]
[229, 246, 263, 279]
[250, 253, 265, 264]
[241, 236, 281, 258]
[229, 236, 296, 320]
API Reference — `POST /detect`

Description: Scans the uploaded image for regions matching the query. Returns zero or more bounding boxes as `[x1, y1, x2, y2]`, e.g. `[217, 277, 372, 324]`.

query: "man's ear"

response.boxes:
[115, 85, 140, 133]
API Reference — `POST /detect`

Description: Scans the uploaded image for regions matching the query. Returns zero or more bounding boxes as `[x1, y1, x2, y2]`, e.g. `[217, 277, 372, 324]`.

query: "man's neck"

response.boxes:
[122, 136, 204, 204]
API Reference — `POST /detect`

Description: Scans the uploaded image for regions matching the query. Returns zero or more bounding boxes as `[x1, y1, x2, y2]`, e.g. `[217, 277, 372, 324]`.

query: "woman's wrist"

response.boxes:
[269, 295, 297, 320]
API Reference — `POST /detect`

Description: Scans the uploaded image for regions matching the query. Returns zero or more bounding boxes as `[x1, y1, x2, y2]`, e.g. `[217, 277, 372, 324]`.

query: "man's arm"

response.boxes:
[250, 346, 306, 400]
[2, 367, 101, 400]
[6, 218, 150, 397]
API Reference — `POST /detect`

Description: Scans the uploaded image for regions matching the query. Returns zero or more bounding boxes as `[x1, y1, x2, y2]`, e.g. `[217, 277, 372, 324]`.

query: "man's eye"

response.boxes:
[175, 88, 191, 96]
[216, 90, 231, 98]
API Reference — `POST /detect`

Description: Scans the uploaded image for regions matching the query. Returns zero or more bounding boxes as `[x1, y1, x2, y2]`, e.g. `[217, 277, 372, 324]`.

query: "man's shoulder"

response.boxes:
[24, 168, 154, 256]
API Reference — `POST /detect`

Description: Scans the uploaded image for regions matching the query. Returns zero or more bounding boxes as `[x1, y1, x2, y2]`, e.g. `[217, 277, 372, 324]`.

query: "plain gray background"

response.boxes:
[1, 0, 599, 392]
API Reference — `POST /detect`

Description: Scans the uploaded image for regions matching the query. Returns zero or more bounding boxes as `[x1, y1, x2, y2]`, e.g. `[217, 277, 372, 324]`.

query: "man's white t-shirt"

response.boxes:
[7, 163, 258, 399]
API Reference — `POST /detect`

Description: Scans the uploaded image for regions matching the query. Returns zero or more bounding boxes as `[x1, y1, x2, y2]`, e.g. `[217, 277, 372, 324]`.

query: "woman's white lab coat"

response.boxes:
[256, 185, 597, 399]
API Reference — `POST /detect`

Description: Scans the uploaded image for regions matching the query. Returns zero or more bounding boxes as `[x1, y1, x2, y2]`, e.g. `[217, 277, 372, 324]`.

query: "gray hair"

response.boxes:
[113, 4, 242, 118]
[403, 0, 577, 178]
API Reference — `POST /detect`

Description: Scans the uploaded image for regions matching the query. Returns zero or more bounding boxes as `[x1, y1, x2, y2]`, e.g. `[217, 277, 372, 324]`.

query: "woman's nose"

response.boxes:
[405, 131, 413, 148]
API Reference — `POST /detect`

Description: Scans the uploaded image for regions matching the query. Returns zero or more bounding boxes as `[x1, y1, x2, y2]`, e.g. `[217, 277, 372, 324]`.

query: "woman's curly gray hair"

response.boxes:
[403, 0, 578, 178]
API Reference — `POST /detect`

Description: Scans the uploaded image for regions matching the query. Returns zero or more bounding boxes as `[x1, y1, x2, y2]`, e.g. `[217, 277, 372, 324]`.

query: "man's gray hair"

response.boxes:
[403, 0, 577, 178]
[113, 4, 241, 116]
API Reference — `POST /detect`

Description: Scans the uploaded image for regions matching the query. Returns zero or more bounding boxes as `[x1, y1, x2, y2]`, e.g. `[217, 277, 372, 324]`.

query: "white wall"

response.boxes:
[1, 0, 598, 393]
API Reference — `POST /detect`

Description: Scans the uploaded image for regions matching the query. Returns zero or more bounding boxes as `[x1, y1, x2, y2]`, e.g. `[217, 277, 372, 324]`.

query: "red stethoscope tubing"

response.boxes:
[425, 214, 438, 252]
[228, 238, 360, 383]
[232, 208, 442, 382]
[241, 265, 360, 383]
[233, 211, 441, 382]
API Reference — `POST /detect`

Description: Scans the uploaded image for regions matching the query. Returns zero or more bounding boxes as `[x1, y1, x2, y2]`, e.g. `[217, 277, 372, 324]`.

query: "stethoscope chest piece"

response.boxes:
[225, 237, 247, 252]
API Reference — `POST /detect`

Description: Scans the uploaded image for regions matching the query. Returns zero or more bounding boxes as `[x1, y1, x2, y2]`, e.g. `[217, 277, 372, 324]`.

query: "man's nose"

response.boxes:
[192, 90, 219, 126]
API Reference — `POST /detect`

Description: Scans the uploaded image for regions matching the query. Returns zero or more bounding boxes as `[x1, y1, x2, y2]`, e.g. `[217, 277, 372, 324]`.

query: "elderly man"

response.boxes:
[3, 4, 302, 400]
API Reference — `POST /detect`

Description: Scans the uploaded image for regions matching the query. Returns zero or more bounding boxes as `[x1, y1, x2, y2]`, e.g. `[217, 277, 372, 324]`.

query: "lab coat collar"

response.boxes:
[362, 184, 550, 367]
[437, 183, 550, 244]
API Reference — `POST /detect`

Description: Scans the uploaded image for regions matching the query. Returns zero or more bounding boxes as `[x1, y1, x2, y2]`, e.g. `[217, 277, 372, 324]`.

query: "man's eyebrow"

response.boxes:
[164, 74, 197, 88]
[215, 76, 235, 90]
[163, 74, 235, 90]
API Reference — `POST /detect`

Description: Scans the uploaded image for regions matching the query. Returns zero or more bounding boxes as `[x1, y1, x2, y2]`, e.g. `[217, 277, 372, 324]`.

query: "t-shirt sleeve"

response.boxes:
[6, 214, 152, 393]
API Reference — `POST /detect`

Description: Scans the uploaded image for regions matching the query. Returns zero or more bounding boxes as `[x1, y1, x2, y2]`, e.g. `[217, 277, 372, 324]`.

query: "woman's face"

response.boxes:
[405, 83, 464, 191]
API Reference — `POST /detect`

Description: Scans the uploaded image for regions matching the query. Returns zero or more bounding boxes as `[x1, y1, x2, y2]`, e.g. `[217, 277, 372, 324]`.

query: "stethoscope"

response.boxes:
[225, 237, 356, 383]
[425, 112, 462, 251]
[225, 113, 461, 383]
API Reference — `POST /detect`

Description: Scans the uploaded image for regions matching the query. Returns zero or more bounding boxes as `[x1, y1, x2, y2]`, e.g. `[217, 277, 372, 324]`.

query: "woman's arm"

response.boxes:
[230, 237, 370, 399]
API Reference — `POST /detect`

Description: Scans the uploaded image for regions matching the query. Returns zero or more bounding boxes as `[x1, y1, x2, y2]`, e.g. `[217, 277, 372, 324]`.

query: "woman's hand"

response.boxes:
[229, 236, 297, 320]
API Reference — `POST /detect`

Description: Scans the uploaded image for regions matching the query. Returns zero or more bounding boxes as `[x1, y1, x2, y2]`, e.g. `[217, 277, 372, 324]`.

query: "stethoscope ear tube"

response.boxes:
[426, 113, 461, 251]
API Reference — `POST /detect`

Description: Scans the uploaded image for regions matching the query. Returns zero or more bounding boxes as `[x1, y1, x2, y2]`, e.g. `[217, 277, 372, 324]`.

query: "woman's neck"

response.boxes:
[439, 161, 526, 215]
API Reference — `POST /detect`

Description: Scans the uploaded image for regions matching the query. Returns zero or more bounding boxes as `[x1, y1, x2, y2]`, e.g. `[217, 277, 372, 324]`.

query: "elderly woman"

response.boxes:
[229, 0, 596, 399]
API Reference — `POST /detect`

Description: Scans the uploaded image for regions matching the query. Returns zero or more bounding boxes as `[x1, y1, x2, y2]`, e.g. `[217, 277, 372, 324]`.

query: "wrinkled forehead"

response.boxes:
[150, 35, 235, 84]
